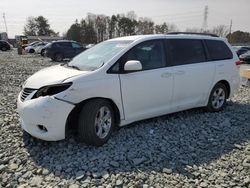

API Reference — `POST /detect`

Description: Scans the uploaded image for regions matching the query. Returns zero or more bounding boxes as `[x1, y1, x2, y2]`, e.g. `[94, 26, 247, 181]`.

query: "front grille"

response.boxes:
[21, 88, 36, 102]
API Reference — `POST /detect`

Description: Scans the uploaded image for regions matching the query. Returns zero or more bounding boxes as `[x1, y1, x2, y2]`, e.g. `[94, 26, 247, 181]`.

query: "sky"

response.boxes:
[0, 0, 249, 38]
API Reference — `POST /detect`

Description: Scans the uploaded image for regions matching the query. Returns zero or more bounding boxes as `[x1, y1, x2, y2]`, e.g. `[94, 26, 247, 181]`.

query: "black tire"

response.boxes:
[77, 99, 114, 146]
[206, 83, 228, 112]
[54, 53, 64, 62]
[1, 47, 7, 51]
[29, 49, 35, 53]
[41, 49, 45, 56]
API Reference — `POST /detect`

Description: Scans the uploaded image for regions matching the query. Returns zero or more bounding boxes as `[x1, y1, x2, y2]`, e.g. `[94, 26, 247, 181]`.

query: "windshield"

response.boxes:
[68, 40, 132, 71]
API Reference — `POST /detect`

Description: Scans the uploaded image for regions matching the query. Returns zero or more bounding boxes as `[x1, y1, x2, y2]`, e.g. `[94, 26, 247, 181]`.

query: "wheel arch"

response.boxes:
[216, 80, 231, 98]
[65, 97, 121, 134]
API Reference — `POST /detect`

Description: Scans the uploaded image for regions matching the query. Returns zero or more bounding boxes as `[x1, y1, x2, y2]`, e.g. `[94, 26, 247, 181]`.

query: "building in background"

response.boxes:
[0, 32, 8, 41]
[27, 36, 63, 43]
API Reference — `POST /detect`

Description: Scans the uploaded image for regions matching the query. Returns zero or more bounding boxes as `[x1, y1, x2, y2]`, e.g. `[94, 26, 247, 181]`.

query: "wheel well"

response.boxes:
[66, 97, 121, 133]
[217, 80, 230, 98]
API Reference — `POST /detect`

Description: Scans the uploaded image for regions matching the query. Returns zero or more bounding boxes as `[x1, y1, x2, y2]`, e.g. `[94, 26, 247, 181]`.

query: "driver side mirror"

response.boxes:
[124, 60, 142, 72]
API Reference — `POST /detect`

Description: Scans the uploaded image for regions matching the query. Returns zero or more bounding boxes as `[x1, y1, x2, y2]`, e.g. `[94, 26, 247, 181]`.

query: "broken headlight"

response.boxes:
[33, 82, 72, 98]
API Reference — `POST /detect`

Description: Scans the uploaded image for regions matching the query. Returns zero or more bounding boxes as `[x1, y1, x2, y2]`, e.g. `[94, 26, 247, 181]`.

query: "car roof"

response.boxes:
[52, 40, 78, 43]
[108, 34, 225, 43]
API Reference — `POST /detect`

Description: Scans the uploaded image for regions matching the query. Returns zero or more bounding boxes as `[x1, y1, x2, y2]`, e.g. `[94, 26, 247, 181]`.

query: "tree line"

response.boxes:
[23, 11, 250, 44]
[65, 11, 179, 44]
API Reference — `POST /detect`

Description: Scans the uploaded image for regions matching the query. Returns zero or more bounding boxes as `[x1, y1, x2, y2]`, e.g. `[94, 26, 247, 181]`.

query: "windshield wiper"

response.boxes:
[68, 65, 80, 70]
[99, 62, 105, 68]
[62, 62, 80, 70]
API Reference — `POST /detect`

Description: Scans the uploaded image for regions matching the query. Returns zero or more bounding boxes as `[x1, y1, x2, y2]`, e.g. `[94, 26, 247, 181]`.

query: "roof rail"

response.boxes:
[167, 32, 219, 37]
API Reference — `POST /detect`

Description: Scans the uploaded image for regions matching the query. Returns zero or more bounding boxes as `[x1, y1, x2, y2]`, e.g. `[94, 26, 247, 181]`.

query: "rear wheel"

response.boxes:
[77, 99, 114, 146]
[206, 83, 228, 112]
[54, 53, 63, 62]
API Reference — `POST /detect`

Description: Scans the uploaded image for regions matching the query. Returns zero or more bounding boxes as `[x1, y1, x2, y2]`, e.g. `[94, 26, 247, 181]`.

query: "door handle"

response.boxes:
[175, 71, 185, 75]
[161, 72, 172, 78]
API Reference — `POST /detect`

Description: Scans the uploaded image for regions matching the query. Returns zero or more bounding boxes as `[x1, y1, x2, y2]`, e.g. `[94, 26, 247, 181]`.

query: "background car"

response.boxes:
[0, 40, 11, 51]
[35, 42, 49, 55]
[45, 40, 86, 62]
[25, 42, 48, 53]
[239, 51, 250, 63]
[233, 46, 250, 56]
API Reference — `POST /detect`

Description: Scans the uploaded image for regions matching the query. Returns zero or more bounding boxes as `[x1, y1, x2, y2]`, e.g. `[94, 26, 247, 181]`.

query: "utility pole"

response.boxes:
[229, 19, 232, 43]
[3, 13, 8, 34]
[202, 5, 208, 32]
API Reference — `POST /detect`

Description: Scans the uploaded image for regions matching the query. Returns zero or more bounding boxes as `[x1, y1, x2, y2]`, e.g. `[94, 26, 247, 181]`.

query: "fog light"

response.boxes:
[37, 125, 48, 132]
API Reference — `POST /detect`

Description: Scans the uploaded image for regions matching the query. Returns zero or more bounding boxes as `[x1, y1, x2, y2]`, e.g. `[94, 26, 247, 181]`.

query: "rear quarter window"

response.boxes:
[205, 40, 233, 61]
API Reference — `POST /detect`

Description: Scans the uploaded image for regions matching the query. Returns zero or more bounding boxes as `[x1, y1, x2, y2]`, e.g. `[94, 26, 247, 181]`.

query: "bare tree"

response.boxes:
[211, 25, 229, 37]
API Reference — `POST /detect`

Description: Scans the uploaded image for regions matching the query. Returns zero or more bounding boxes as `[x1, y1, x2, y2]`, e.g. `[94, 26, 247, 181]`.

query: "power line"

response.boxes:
[3, 13, 8, 34]
[202, 5, 208, 31]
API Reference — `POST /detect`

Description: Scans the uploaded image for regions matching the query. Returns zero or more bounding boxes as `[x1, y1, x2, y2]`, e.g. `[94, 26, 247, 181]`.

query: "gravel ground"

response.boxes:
[0, 50, 250, 188]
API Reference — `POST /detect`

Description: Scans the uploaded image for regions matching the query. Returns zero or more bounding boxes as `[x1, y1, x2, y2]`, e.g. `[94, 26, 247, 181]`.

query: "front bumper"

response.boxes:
[17, 93, 75, 141]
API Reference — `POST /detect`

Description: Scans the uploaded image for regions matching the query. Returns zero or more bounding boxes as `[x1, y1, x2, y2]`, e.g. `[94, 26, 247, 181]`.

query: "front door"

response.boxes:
[119, 39, 174, 122]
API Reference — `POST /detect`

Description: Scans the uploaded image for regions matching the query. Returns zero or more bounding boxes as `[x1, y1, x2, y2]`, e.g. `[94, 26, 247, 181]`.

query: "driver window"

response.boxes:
[124, 40, 166, 71]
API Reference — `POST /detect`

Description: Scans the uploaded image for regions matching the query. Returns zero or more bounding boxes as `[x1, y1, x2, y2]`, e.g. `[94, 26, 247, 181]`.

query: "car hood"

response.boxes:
[24, 64, 89, 89]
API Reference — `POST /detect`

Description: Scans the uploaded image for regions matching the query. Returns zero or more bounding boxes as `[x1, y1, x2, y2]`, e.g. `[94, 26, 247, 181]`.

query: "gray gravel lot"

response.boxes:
[0, 50, 250, 188]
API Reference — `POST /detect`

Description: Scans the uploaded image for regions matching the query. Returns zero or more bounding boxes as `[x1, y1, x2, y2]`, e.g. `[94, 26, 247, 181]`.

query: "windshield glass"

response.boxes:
[68, 40, 132, 71]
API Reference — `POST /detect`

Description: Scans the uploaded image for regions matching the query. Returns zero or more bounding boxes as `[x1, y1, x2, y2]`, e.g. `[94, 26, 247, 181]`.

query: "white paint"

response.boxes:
[124, 60, 142, 71]
[17, 34, 240, 141]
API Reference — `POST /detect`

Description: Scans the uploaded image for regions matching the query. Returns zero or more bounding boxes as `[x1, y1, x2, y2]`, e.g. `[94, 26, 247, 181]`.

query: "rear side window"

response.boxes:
[53, 42, 71, 47]
[167, 39, 206, 66]
[72, 42, 82, 48]
[205, 40, 233, 61]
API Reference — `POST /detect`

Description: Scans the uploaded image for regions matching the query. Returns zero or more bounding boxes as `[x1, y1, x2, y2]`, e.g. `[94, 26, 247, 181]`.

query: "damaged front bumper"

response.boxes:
[17, 93, 75, 141]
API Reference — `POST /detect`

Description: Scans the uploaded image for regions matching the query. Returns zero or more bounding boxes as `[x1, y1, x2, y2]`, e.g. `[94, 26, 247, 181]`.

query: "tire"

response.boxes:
[29, 49, 35, 53]
[206, 83, 228, 112]
[54, 53, 64, 62]
[41, 49, 45, 56]
[1, 47, 7, 51]
[77, 99, 114, 146]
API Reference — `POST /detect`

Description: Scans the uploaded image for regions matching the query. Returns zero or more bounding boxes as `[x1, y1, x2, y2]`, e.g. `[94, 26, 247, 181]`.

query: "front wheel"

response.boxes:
[41, 49, 45, 56]
[29, 49, 35, 53]
[77, 99, 114, 146]
[206, 83, 228, 112]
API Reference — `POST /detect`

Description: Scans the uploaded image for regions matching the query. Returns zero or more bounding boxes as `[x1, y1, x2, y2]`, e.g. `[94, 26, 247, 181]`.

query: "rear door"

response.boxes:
[60, 42, 74, 58]
[119, 39, 174, 122]
[166, 39, 215, 110]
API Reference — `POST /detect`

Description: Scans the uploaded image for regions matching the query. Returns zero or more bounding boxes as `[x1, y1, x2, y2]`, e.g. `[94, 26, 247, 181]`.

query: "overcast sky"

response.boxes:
[0, 0, 249, 38]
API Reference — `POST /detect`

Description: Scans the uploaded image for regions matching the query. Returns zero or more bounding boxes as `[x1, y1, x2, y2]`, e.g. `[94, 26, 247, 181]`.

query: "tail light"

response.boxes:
[235, 60, 241, 66]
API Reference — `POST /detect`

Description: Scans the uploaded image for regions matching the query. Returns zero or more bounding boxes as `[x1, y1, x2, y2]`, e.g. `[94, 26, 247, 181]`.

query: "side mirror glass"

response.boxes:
[124, 60, 142, 72]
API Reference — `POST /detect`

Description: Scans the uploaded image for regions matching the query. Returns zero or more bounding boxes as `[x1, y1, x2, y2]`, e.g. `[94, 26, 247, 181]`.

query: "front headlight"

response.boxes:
[33, 82, 72, 98]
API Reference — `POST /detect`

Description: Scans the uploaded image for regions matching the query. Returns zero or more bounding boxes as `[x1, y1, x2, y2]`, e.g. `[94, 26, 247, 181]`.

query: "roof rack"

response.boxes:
[167, 32, 219, 37]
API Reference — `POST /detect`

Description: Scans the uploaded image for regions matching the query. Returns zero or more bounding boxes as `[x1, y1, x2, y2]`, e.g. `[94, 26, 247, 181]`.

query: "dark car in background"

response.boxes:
[233, 46, 250, 57]
[239, 51, 250, 63]
[0, 40, 11, 51]
[45, 40, 86, 62]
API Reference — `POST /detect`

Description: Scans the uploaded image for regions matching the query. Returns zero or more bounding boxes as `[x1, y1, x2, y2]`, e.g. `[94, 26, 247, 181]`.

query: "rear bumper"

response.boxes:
[17, 93, 75, 141]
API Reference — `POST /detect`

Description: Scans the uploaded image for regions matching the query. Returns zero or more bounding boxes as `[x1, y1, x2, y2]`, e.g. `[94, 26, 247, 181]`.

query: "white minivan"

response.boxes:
[17, 33, 240, 146]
